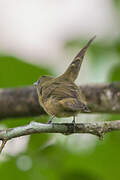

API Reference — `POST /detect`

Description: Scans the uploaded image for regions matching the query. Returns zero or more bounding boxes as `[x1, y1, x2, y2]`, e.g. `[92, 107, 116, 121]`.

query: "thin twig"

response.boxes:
[0, 140, 7, 153]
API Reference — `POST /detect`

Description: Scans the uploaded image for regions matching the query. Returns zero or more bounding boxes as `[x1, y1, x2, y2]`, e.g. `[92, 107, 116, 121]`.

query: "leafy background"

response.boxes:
[1, 1, 120, 180]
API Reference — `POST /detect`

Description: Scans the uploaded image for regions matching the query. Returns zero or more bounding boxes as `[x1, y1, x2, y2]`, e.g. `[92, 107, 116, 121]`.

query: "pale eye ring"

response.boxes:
[33, 80, 39, 86]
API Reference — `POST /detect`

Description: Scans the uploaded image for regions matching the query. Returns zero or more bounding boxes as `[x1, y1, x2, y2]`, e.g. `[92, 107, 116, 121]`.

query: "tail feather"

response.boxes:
[61, 36, 96, 82]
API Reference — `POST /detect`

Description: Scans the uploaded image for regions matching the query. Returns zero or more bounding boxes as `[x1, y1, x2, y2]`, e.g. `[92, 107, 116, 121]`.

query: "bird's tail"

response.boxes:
[61, 36, 96, 82]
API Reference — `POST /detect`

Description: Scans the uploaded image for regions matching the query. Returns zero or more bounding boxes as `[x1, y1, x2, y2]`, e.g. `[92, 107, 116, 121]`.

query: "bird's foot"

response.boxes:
[47, 115, 55, 124]
[72, 116, 76, 133]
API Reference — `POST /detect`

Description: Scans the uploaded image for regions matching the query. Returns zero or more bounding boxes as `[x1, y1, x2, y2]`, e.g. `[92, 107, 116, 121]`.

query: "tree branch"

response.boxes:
[0, 82, 120, 120]
[1, 82, 120, 152]
[0, 120, 120, 142]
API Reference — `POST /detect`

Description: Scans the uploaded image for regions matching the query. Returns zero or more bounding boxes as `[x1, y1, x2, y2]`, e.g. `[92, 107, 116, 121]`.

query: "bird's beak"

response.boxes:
[33, 81, 38, 86]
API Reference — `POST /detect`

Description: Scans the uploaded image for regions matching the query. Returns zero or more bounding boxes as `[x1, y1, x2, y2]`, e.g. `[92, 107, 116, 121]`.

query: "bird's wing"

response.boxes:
[59, 98, 90, 113]
[51, 83, 79, 100]
[42, 81, 88, 113]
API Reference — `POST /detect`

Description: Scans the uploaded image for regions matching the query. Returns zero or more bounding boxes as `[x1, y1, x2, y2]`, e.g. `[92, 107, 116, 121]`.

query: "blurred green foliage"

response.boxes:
[1, 36, 120, 180]
[0, 56, 52, 88]
[114, 0, 120, 10]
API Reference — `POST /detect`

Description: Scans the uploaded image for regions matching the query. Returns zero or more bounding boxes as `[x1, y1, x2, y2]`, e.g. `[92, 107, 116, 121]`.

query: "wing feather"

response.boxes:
[59, 98, 90, 113]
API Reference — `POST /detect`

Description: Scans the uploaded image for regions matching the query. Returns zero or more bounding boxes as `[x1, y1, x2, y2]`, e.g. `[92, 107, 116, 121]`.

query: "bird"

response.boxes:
[34, 36, 96, 124]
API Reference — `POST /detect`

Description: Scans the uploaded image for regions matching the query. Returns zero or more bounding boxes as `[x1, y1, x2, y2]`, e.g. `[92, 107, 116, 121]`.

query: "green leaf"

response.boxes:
[0, 55, 52, 88]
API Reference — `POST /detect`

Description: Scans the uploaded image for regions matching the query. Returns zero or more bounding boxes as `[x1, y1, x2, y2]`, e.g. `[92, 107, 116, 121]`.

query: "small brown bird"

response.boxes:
[34, 36, 95, 124]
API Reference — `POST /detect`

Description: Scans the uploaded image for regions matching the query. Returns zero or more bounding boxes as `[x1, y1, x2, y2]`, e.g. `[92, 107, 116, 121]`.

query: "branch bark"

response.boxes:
[0, 120, 120, 141]
[0, 82, 120, 120]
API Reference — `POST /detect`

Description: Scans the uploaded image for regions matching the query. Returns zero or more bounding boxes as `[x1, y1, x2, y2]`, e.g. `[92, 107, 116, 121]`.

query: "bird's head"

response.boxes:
[34, 76, 53, 88]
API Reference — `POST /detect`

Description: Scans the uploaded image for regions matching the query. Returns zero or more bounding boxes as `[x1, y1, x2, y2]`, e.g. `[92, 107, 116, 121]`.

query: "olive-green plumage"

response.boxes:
[35, 36, 95, 123]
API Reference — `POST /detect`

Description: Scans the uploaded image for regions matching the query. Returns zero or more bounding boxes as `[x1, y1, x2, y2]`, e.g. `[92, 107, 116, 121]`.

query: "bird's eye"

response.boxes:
[33, 79, 40, 86]
[38, 79, 40, 84]
[33, 81, 38, 86]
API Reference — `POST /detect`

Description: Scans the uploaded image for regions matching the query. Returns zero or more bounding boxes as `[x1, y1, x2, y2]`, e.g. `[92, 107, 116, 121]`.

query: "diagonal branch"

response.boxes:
[0, 82, 120, 120]
[0, 120, 120, 141]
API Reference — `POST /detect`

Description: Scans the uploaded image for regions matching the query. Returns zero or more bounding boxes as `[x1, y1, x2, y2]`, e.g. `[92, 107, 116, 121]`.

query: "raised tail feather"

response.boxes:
[61, 36, 96, 82]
